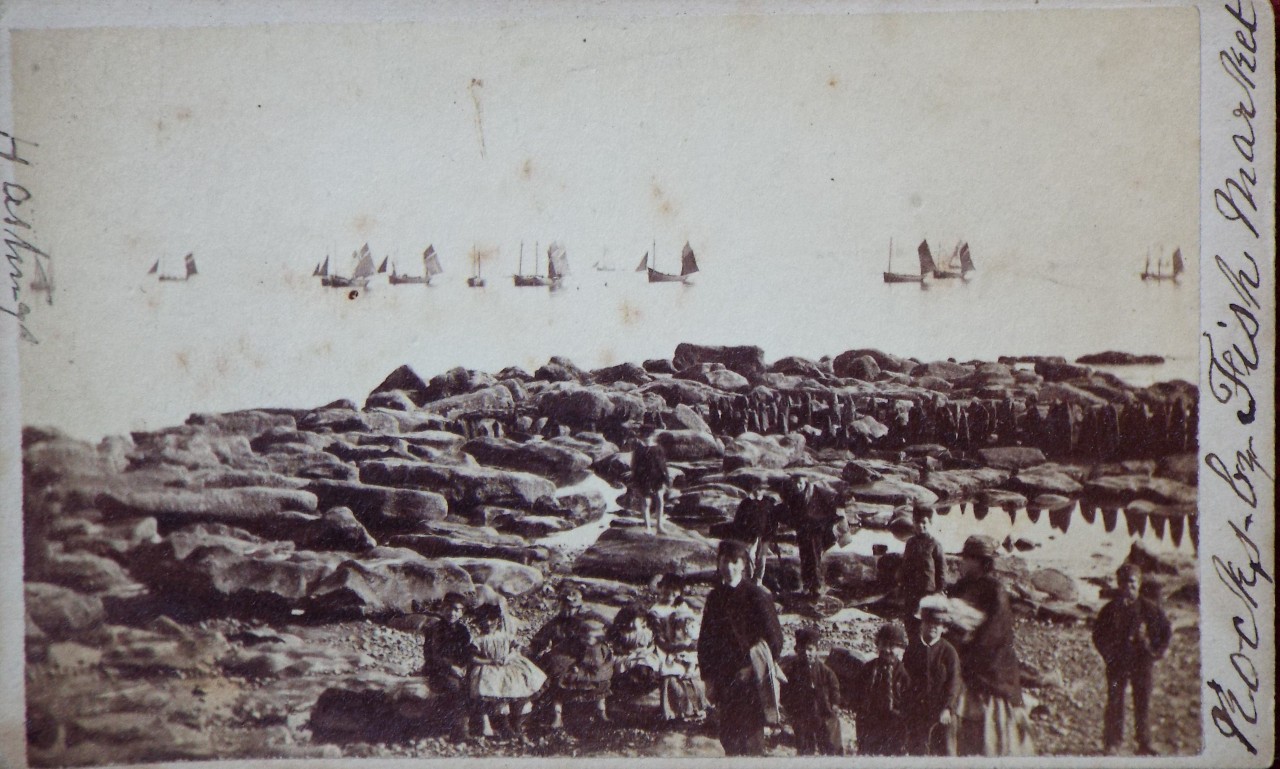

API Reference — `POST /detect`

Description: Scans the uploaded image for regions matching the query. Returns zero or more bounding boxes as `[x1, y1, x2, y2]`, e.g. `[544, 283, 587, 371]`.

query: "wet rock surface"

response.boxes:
[22, 345, 1200, 763]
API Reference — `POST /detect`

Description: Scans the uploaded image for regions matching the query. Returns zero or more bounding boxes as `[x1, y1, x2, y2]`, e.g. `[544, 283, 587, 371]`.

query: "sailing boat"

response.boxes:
[389, 245, 445, 285]
[646, 241, 699, 283]
[320, 243, 376, 288]
[593, 248, 618, 272]
[882, 238, 926, 283]
[931, 240, 976, 279]
[467, 247, 486, 287]
[148, 252, 199, 282]
[1141, 247, 1185, 282]
[514, 241, 551, 287]
[546, 241, 570, 286]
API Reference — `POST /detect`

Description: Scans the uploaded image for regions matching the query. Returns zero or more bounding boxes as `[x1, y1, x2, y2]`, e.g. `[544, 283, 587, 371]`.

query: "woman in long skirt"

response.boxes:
[948, 535, 1035, 756]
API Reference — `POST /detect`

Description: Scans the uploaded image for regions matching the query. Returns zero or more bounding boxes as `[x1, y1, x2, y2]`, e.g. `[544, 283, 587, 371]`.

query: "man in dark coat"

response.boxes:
[780, 475, 841, 599]
[1092, 563, 1172, 755]
[780, 626, 843, 755]
[903, 602, 961, 756]
[422, 592, 475, 740]
[698, 539, 785, 756]
[630, 432, 670, 534]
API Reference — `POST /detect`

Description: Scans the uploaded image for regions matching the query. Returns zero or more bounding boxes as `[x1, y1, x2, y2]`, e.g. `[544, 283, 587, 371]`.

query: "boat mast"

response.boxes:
[887, 237, 893, 272]
[519, 241, 524, 276]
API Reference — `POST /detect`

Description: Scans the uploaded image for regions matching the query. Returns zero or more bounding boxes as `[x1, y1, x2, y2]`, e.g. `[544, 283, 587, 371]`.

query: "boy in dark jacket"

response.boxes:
[780, 626, 843, 755]
[1092, 563, 1172, 755]
[903, 602, 961, 755]
[897, 505, 945, 636]
[857, 622, 911, 756]
[422, 592, 475, 741]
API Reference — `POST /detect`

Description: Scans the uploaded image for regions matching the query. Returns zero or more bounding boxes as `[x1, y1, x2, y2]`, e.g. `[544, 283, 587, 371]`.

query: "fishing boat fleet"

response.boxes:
[883, 238, 976, 283]
[302, 240, 700, 290]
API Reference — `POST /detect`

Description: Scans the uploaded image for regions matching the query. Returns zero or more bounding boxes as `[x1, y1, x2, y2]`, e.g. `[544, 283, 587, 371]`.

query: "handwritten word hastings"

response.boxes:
[1, 130, 43, 344]
[1203, 0, 1273, 758]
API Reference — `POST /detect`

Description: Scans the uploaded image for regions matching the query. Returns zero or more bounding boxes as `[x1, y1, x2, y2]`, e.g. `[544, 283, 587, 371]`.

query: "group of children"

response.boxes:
[422, 578, 710, 741]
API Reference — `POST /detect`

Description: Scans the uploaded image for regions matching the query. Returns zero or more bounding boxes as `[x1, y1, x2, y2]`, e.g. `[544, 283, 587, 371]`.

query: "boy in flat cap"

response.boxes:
[903, 601, 962, 756]
[780, 626, 843, 755]
[1092, 563, 1171, 756]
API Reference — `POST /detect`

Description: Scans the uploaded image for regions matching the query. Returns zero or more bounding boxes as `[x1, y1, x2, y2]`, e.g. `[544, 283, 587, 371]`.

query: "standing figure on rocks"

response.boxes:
[856, 622, 911, 756]
[698, 540, 786, 756]
[1091, 564, 1172, 756]
[903, 602, 962, 756]
[422, 592, 476, 741]
[780, 475, 841, 600]
[949, 535, 1035, 757]
[897, 505, 946, 637]
[630, 431, 670, 535]
[467, 603, 547, 740]
[727, 476, 779, 586]
[780, 626, 843, 755]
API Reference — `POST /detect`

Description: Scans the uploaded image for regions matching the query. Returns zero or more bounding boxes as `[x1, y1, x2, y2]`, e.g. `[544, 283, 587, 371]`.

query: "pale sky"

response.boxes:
[10, 5, 1201, 437]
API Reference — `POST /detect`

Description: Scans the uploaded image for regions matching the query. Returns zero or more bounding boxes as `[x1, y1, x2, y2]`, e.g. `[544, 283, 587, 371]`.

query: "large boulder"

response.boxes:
[655, 430, 724, 462]
[591, 362, 653, 386]
[385, 533, 548, 565]
[676, 363, 751, 392]
[672, 343, 766, 384]
[573, 522, 717, 583]
[833, 348, 911, 376]
[127, 430, 267, 472]
[303, 548, 473, 618]
[305, 480, 449, 538]
[448, 558, 544, 596]
[185, 410, 297, 437]
[359, 459, 555, 511]
[640, 378, 721, 407]
[129, 524, 344, 617]
[417, 386, 514, 419]
[539, 385, 644, 428]
[1030, 568, 1078, 602]
[769, 356, 828, 380]
[25, 582, 105, 640]
[1002, 466, 1084, 497]
[848, 478, 938, 507]
[977, 447, 1047, 470]
[910, 361, 975, 381]
[1034, 359, 1093, 382]
[921, 468, 1009, 499]
[1084, 475, 1197, 506]
[368, 364, 431, 405]
[301, 507, 377, 552]
[723, 432, 807, 471]
[534, 356, 587, 383]
[96, 487, 319, 535]
[461, 437, 592, 483]
[423, 366, 498, 402]
[309, 675, 442, 742]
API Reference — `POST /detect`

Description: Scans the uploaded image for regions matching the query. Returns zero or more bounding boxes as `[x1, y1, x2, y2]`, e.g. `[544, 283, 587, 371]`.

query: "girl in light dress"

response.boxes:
[650, 574, 709, 721]
[467, 603, 547, 740]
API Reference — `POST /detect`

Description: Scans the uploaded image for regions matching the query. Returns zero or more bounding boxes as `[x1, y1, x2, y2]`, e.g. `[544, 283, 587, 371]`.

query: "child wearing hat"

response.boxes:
[1092, 563, 1171, 756]
[856, 622, 911, 755]
[903, 599, 962, 756]
[780, 626, 843, 755]
[546, 616, 613, 729]
[423, 592, 475, 741]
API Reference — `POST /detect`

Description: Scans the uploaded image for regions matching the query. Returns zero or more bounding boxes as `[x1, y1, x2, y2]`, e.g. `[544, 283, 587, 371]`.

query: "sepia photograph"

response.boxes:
[0, 1, 1273, 767]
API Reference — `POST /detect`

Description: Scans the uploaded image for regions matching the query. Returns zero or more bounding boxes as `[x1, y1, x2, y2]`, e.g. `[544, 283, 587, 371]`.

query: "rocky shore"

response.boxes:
[23, 343, 1200, 763]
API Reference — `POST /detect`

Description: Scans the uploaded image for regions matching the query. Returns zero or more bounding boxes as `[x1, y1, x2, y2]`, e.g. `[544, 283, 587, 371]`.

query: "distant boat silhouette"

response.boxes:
[1141, 247, 1184, 282]
[514, 241, 552, 287]
[882, 238, 926, 283]
[467, 247, 486, 288]
[148, 252, 198, 282]
[318, 244, 375, 288]
[546, 242, 570, 286]
[643, 241, 699, 283]
[389, 245, 444, 285]
[933, 241, 976, 279]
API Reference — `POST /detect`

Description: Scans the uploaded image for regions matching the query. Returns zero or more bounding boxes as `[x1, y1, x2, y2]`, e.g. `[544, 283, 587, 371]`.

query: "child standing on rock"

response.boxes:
[857, 622, 911, 756]
[467, 603, 546, 741]
[903, 601, 961, 756]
